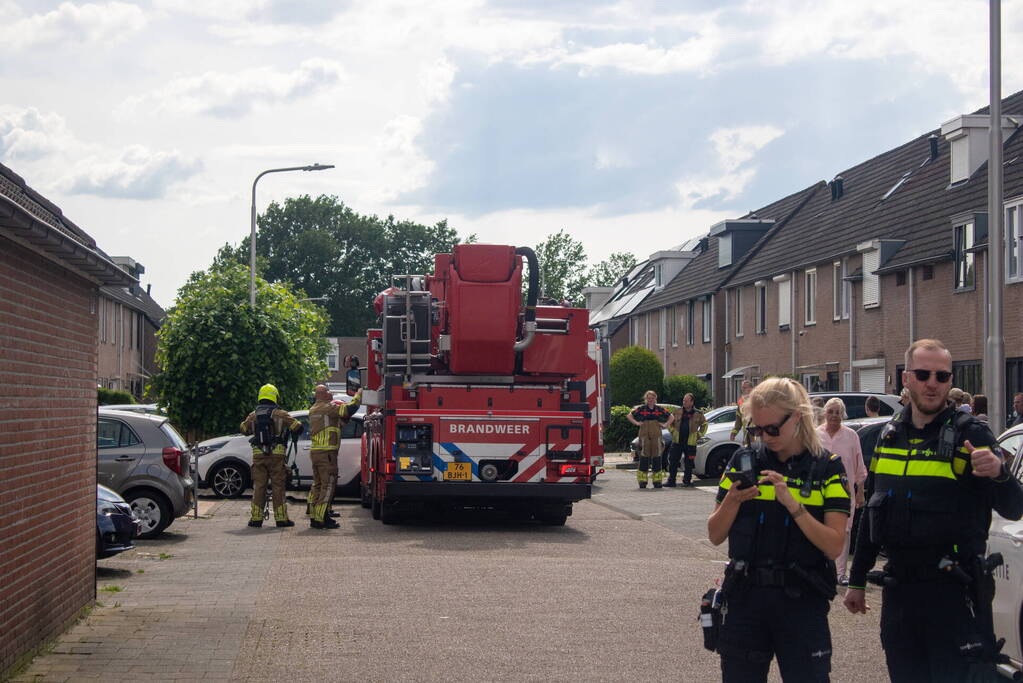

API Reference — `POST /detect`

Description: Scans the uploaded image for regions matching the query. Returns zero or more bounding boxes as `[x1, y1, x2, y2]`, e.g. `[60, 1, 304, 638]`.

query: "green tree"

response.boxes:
[216, 195, 472, 336]
[148, 264, 329, 441]
[609, 345, 664, 407]
[589, 251, 637, 288]
[533, 229, 590, 306]
[662, 375, 711, 409]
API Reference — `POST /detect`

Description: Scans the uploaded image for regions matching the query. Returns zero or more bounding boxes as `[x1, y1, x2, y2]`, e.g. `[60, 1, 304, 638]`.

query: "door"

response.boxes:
[338, 417, 364, 486]
[858, 367, 885, 394]
[96, 417, 143, 491]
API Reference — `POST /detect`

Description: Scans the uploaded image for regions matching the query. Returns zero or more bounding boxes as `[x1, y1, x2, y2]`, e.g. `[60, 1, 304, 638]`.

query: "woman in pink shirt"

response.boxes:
[816, 397, 867, 585]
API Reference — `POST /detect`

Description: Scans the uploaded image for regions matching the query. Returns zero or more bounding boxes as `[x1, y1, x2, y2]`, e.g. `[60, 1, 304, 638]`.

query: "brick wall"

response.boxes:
[0, 238, 97, 676]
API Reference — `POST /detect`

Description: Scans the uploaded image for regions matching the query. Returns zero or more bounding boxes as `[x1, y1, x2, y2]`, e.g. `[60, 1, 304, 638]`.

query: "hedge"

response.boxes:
[609, 345, 664, 406]
[661, 375, 711, 409]
[98, 387, 136, 405]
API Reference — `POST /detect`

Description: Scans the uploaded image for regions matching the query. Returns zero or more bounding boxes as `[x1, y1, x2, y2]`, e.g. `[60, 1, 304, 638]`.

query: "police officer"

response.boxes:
[240, 384, 303, 528]
[708, 378, 850, 682]
[307, 385, 362, 529]
[844, 339, 1023, 681]
[627, 390, 673, 489]
[666, 393, 707, 487]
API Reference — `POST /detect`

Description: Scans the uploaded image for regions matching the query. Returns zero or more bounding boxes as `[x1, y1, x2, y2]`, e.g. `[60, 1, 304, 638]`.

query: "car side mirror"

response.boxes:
[346, 369, 361, 396]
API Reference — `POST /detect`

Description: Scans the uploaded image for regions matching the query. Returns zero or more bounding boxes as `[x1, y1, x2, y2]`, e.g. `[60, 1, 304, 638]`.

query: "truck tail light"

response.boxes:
[162, 447, 184, 475]
[384, 460, 396, 475]
[559, 464, 590, 477]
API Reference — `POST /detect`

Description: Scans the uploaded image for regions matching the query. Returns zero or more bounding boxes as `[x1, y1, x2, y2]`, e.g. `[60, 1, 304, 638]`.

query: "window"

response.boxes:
[776, 277, 791, 328]
[632, 317, 640, 345]
[644, 313, 650, 348]
[1007, 200, 1023, 282]
[654, 263, 664, 288]
[670, 304, 678, 346]
[734, 288, 743, 338]
[833, 262, 841, 320]
[97, 419, 140, 449]
[896, 271, 907, 286]
[701, 298, 712, 343]
[922, 265, 934, 280]
[326, 351, 338, 370]
[804, 269, 817, 325]
[658, 309, 666, 349]
[954, 221, 976, 291]
[99, 299, 106, 343]
[687, 301, 696, 345]
[755, 283, 767, 334]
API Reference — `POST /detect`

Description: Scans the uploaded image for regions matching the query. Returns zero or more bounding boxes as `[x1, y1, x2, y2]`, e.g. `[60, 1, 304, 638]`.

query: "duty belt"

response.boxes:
[747, 567, 789, 587]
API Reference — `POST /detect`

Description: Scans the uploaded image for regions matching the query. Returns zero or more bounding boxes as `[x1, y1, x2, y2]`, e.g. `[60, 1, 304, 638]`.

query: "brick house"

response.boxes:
[0, 163, 134, 676]
[98, 256, 165, 399]
[324, 336, 369, 384]
[604, 89, 1023, 416]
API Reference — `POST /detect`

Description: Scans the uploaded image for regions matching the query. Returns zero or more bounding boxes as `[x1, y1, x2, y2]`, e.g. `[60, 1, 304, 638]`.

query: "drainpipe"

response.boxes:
[908, 267, 916, 343]
[709, 295, 717, 405]
[791, 269, 797, 376]
[849, 280, 857, 391]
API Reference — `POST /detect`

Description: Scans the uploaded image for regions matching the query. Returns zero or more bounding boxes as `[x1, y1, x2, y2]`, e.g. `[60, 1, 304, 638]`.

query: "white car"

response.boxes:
[694, 406, 744, 479]
[196, 407, 365, 498]
[987, 422, 1023, 676]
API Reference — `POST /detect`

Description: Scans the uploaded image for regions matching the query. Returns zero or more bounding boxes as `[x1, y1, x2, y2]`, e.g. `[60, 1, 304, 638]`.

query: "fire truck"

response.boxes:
[359, 244, 605, 525]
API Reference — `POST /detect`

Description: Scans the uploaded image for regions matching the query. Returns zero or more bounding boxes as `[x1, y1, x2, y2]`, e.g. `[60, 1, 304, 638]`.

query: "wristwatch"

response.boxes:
[791, 503, 807, 520]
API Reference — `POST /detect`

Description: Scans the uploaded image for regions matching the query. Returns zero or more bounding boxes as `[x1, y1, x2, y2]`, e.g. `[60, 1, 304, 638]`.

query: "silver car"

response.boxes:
[97, 408, 194, 539]
[693, 406, 742, 479]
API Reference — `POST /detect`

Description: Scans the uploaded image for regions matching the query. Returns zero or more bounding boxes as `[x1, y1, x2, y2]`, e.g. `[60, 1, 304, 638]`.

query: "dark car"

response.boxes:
[96, 484, 140, 559]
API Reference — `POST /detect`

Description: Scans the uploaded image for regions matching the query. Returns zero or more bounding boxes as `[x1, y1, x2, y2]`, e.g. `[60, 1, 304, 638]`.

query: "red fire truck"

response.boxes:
[359, 244, 605, 525]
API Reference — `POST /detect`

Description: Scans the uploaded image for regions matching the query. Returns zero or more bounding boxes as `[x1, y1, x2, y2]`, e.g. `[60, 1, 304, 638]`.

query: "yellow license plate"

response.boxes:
[444, 462, 472, 481]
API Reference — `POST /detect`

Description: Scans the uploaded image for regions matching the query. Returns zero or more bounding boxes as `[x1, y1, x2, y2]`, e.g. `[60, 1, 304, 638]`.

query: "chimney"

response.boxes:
[928, 134, 939, 161]
[146, 284, 152, 295]
[941, 114, 1018, 183]
[830, 176, 844, 201]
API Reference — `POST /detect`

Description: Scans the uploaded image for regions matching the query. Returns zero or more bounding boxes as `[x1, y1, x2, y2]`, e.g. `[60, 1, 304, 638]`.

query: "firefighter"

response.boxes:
[730, 380, 754, 447]
[844, 339, 1023, 681]
[240, 383, 303, 528]
[627, 390, 673, 489]
[666, 393, 707, 487]
[708, 377, 850, 682]
[307, 384, 362, 529]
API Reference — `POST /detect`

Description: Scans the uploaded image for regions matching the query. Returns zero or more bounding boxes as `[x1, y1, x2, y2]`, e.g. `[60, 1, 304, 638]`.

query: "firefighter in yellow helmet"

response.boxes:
[240, 383, 303, 528]
[306, 384, 362, 529]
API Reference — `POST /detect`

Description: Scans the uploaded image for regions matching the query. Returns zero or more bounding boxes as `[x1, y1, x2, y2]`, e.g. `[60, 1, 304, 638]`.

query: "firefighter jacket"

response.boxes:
[241, 404, 302, 456]
[717, 445, 850, 572]
[848, 403, 1023, 589]
[631, 403, 670, 423]
[669, 407, 707, 446]
[308, 393, 361, 454]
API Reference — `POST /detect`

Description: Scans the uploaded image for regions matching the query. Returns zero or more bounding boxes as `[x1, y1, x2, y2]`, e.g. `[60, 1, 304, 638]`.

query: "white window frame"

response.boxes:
[953, 221, 976, 292]
[734, 288, 743, 338]
[755, 282, 767, 334]
[658, 308, 666, 349]
[775, 274, 791, 329]
[1006, 198, 1023, 283]
[654, 263, 664, 288]
[701, 297, 712, 343]
[644, 313, 650, 348]
[670, 304, 678, 346]
[804, 268, 817, 325]
[632, 316, 640, 345]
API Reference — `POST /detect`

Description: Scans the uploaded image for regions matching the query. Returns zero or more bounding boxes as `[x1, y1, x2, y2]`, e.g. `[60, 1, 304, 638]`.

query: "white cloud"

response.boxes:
[118, 58, 347, 119]
[371, 115, 436, 202]
[0, 1, 146, 51]
[60, 145, 202, 200]
[675, 124, 784, 209]
[0, 107, 76, 161]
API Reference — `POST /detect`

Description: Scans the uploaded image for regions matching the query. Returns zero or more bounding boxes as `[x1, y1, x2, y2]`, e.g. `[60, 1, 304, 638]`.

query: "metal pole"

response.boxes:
[988, 0, 1006, 430]
[248, 164, 335, 308]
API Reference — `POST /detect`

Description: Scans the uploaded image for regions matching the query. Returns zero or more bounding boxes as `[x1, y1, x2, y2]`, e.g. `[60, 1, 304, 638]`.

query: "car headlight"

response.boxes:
[697, 437, 710, 445]
[196, 442, 226, 457]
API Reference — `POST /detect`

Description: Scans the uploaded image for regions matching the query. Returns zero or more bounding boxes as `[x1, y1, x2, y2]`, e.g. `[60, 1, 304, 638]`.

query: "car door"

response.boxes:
[338, 416, 364, 487]
[96, 416, 143, 491]
[990, 436, 1023, 665]
[292, 414, 312, 486]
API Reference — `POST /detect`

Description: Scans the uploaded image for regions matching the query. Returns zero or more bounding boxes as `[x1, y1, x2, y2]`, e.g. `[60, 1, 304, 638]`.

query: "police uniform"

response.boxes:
[240, 385, 303, 527]
[307, 391, 361, 529]
[631, 403, 670, 488]
[716, 445, 849, 682]
[849, 403, 1023, 681]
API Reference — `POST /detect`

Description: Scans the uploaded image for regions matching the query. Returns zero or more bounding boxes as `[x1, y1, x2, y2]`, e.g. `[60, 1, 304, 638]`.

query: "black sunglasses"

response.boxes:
[908, 369, 953, 383]
[747, 412, 793, 438]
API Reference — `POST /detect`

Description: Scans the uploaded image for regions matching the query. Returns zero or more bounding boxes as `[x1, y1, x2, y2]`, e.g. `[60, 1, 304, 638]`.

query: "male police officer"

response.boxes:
[844, 339, 1023, 681]
[240, 384, 304, 528]
[307, 385, 361, 529]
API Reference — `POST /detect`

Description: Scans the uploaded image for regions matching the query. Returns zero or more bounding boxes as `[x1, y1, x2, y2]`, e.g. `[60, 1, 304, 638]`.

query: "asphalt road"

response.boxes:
[15, 463, 888, 682]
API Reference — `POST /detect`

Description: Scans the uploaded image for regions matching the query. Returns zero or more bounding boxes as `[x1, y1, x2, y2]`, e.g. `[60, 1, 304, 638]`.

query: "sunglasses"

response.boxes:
[747, 412, 793, 438]
[908, 369, 953, 383]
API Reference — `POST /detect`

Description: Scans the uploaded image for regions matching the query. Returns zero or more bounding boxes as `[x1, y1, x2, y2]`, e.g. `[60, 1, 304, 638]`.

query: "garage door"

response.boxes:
[858, 367, 885, 393]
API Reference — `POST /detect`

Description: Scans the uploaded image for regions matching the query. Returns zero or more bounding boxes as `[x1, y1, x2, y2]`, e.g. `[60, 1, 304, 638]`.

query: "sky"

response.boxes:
[3, 0, 1023, 309]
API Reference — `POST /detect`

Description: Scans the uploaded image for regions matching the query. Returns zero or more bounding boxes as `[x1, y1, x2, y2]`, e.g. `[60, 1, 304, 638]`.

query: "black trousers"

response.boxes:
[718, 585, 832, 682]
[880, 579, 1000, 682]
[667, 443, 696, 484]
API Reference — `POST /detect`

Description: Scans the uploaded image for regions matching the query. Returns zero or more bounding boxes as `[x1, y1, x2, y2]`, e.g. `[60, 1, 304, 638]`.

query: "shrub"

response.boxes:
[98, 387, 135, 405]
[662, 375, 711, 409]
[609, 346, 663, 406]
[604, 405, 636, 452]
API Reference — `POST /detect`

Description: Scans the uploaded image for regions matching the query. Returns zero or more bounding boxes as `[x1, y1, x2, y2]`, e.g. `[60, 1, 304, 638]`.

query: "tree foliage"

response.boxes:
[662, 375, 711, 409]
[98, 387, 135, 405]
[216, 195, 471, 336]
[589, 251, 638, 288]
[533, 229, 590, 306]
[148, 264, 329, 441]
[609, 345, 664, 407]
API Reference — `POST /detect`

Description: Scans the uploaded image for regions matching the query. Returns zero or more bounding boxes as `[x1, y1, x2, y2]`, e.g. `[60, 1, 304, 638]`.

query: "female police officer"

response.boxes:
[707, 378, 850, 682]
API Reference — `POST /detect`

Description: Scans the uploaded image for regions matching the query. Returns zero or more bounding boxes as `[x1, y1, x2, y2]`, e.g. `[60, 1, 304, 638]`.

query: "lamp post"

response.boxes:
[250, 163, 334, 307]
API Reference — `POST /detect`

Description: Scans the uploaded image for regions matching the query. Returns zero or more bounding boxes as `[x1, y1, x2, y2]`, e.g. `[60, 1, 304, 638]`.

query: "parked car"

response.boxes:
[987, 422, 1023, 677]
[196, 407, 365, 498]
[101, 403, 166, 416]
[97, 408, 194, 539]
[694, 406, 743, 479]
[807, 392, 901, 419]
[96, 484, 140, 559]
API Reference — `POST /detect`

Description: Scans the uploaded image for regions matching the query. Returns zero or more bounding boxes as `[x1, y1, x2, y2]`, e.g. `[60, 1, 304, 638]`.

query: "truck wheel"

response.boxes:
[380, 499, 401, 525]
[360, 483, 371, 509]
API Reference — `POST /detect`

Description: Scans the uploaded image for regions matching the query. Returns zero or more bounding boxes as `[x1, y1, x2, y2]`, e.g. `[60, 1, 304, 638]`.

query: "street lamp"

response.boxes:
[299, 296, 328, 303]
[250, 163, 334, 307]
